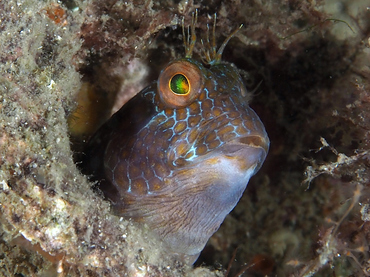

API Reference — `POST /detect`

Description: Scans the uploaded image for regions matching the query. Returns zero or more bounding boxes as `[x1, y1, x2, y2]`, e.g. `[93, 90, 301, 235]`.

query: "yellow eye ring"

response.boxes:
[158, 59, 205, 109]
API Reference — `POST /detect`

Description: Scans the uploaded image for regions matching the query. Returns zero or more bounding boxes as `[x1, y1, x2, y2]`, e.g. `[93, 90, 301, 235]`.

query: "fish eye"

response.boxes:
[158, 59, 205, 108]
[169, 74, 190, 95]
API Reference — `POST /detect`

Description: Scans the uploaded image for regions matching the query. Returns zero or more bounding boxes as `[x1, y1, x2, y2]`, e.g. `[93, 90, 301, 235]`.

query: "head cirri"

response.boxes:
[84, 11, 269, 263]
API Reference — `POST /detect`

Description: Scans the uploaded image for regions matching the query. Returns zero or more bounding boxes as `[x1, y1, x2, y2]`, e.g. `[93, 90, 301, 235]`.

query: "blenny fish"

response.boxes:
[83, 12, 269, 263]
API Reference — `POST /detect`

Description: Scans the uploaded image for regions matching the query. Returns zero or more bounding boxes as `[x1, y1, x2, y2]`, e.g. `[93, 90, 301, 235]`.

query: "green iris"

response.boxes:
[170, 74, 190, 95]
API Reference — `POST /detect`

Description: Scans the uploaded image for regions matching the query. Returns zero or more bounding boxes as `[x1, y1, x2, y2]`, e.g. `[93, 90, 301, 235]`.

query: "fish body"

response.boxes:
[84, 17, 269, 263]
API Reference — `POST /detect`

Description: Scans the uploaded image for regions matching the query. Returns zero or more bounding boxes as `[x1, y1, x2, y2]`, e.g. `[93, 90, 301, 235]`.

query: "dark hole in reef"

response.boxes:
[60, 0, 78, 10]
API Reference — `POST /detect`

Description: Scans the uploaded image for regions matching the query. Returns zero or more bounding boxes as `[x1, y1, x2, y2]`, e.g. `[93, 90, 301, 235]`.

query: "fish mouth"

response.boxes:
[228, 135, 269, 154]
[218, 134, 269, 173]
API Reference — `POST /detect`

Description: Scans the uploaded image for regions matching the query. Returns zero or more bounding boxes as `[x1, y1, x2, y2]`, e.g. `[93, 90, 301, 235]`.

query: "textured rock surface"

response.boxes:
[1, 0, 370, 276]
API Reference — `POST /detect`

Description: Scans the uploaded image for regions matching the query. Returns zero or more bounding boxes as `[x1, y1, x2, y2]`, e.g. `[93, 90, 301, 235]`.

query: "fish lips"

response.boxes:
[221, 134, 269, 173]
